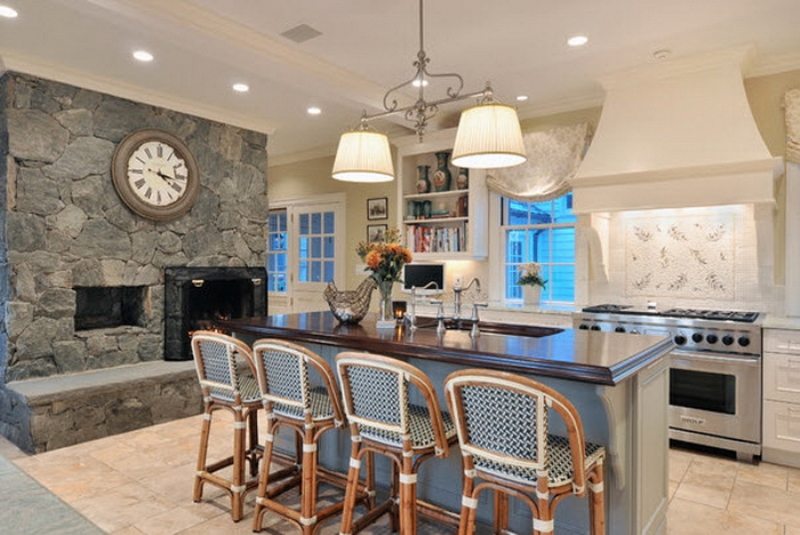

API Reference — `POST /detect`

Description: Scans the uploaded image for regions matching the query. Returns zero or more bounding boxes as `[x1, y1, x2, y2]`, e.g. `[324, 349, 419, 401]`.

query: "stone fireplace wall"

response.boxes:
[0, 72, 269, 382]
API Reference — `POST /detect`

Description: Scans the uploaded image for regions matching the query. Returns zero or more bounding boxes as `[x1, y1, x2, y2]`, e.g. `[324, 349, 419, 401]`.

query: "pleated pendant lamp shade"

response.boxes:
[332, 130, 395, 183]
[451, 102, 527, 169]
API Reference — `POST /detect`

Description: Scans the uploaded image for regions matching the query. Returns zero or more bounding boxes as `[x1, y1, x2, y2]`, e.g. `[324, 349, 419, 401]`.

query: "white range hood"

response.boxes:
[571, 46, 784, 214]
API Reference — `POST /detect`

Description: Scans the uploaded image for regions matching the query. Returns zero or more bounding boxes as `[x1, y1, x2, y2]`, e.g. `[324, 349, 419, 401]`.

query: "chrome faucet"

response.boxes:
[453, 277, 481, 319]
[404, 281, 440, 330]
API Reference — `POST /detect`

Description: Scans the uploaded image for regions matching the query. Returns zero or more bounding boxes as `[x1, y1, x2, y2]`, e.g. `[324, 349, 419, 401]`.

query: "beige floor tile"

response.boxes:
[110, 527, 148, 535]
[131, 505, 214, 535]
[735, 460, 789, 490]
[786, 525, 800, 535]
[728, 479, 800, 526]
[667, 497, 782, 535]
[69, 480, 179, 533]
[668, 448, 693, 482]
[673, 481, 732, 509]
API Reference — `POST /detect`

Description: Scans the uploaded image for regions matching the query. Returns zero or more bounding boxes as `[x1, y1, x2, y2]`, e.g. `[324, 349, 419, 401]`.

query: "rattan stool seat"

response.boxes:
[190, 330, 262, 522]
[336, 351, 459, 535]
[445, 369, 606, 534]
[251, 339, 371, 535]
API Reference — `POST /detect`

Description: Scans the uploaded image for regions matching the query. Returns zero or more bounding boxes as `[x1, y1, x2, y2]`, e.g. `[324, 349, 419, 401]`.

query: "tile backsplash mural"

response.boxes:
[625, 213, 736, 299]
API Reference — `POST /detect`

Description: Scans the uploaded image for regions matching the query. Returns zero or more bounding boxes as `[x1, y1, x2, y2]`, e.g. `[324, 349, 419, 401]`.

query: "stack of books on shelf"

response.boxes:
[406, 225, 466, 253]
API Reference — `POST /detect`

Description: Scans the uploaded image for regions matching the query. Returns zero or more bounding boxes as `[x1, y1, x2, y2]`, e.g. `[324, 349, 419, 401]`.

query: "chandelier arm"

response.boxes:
[423, 70, 465, 99]
[365, 86, 488, 124]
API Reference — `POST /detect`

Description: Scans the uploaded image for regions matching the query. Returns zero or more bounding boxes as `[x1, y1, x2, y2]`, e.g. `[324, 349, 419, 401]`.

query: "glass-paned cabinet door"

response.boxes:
[267, 210, 288, 293]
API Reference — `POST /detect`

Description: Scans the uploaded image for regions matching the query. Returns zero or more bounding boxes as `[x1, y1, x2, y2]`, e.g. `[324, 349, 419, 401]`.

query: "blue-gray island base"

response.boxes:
[215, 312, 674, 534]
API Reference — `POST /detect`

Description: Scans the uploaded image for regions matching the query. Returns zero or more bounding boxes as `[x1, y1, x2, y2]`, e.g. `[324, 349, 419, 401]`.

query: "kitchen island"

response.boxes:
[216, 312, 673, 535]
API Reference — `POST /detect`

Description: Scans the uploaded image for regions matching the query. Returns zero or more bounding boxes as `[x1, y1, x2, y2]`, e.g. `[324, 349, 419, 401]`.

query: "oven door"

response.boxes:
[669, 350, 761, 444]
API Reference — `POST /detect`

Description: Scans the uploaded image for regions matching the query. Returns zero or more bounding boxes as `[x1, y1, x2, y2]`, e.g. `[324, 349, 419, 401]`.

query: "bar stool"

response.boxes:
[251, 339, 372, 534]
[336, 351, 458, 535]
[190, 330, 262, 522]
[444, 369, 606, 535]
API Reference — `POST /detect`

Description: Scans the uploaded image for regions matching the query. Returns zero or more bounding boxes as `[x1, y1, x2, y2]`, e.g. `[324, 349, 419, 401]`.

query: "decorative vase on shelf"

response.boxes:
[522, 285, 542, 307]
[376, 279, 396, 329]
[432, 152, 452, 192]
[456, 167, 469, 190]
[416, 165, 431, 194]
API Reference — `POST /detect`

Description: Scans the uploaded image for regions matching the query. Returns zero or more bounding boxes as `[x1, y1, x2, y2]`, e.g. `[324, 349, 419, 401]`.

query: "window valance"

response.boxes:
[486, 122, 592, 202]
[787, 88, 800, 164]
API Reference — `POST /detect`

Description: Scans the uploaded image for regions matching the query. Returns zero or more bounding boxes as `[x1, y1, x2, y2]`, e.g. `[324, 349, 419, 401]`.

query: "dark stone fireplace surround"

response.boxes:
[0, 72, 270, 452]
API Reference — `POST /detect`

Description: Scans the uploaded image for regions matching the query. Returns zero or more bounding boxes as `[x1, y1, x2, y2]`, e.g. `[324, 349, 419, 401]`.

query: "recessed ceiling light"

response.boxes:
[0, 5, 18, 18]
[307, 107, 322, 115]
[132, 50, 154, 62]
[516, 95, 528, 102]
[232, 83, 249, 93]
[653, 49, 672, 61]
[567, 35, 588, 47]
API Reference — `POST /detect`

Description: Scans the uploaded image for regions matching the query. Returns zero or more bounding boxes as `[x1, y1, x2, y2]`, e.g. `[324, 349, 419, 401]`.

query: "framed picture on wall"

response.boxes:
[367, 197, 388, 220]
[367, 224, 387, 243]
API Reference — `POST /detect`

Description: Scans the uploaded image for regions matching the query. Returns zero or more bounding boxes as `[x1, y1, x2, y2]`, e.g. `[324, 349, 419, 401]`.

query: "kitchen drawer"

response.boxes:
[764, 351, 800, 403]
[763, 399, 800, 454]
[764, 329, 800, 354]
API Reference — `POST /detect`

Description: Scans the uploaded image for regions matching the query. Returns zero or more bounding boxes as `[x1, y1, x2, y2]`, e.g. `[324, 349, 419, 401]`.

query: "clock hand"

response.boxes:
[155, 170, 174, 182]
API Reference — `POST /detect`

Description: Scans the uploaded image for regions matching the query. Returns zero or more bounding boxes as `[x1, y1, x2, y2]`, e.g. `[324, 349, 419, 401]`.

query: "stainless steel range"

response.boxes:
[573, 305, 763, 461]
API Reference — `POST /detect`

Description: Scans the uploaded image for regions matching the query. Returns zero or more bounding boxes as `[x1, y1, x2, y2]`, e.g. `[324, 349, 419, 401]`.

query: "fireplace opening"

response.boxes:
[75, 286, 147, 330]
[164, 267, 267, 361]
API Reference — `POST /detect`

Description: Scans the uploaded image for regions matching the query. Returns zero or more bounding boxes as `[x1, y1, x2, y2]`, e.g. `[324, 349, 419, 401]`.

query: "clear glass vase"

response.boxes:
[378, 279, 394, 323]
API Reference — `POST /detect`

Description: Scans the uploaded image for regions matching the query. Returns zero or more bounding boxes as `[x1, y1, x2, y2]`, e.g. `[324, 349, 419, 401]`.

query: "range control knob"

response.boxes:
[692, 333, 704, 343]
[738, 336, 751, 347]
[590, 325, 601, 331]
[674, 335, 687, 346]
[706, 334, 718, 344]
[578, 324, 589, 330]
[722, 335, 735, 346]
[615, 326, 626, 333]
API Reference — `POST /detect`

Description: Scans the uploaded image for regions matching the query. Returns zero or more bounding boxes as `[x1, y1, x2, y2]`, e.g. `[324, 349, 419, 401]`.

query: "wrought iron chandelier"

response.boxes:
[332, 0, 527, 183]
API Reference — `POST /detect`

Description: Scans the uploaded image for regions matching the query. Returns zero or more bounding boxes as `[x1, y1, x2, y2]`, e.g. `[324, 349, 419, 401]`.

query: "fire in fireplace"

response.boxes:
[164, 267, 267, 360]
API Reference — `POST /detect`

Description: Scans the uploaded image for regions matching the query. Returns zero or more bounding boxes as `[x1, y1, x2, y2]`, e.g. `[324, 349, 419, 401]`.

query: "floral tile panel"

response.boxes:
[625, 214, 735, 299]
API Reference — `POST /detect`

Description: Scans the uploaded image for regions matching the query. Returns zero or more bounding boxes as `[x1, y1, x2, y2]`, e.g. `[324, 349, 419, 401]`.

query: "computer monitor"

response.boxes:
[402, 263, 445, 295]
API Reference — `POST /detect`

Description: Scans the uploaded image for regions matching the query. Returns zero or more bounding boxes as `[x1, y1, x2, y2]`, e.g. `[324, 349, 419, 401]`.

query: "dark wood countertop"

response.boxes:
[214, 312, 674, 386]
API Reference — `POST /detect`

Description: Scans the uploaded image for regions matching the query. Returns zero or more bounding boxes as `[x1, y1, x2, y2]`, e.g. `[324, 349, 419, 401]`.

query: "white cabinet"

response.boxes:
[762, 328, 800, 467]
[394, 128, 488, 260]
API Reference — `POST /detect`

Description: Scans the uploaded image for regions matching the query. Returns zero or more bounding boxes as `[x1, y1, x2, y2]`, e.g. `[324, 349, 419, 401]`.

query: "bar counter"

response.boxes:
[214, 311, 673, 386]
[215, 311, 672, 535]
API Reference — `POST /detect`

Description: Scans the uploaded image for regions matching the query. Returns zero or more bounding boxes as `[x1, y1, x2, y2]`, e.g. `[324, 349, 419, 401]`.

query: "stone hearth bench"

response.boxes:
[0, 361, 202, 453]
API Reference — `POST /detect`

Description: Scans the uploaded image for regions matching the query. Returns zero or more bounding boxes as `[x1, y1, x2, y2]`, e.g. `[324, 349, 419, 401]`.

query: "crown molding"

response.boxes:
[0, 52, 276, 135]
[747, 50, 800, 78]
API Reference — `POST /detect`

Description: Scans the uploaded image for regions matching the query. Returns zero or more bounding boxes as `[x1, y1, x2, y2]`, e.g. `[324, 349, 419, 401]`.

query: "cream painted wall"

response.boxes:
[269, 154, 398, 291]
[268, 69, 797, 303]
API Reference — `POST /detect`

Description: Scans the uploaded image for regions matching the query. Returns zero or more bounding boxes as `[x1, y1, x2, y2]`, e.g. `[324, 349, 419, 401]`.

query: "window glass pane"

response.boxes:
[552, 227, 576, 263]
[505, 265, 523, 300]
[311, 213, 322, 234]
[311, 237, 322, 259]
[299, 261, 309, 282]
[267, 255, 276, 271]
[299, 237, 309, 259]
[276, 253, 287, 272]
[278, 212, 287, 232]
[550, 265, 575, 302]
[310, 261, 322, 282]
[554, 193, 576, 223]
[506, 199, 529, 225]
[506, 229, 525, 263]
[324, 261, 335, 282]
[324, 237, 334, 258]
[529, 228, 551, 263]
[299, 214, 309, 235]
[528, 203, 553, 225]
[324, 212, 335, 234]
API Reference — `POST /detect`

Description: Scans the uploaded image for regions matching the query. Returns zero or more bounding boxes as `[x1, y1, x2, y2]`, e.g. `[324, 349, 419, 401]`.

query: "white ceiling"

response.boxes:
[1, 0, 799, 166]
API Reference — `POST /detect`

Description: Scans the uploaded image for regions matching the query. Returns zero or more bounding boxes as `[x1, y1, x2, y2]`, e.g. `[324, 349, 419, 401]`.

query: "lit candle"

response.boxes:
[392, 300, 407, 320]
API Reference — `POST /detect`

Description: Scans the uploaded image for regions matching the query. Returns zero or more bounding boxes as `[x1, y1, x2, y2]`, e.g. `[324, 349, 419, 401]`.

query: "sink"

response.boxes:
[415, 317, 562, 338]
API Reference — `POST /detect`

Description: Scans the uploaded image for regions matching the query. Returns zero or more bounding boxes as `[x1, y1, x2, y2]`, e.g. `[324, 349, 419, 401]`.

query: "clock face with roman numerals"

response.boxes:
[111, 129, 200, 221]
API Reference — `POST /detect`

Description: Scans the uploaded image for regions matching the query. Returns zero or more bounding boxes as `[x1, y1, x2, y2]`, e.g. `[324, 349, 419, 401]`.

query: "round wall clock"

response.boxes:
[111, 129, 200, 221]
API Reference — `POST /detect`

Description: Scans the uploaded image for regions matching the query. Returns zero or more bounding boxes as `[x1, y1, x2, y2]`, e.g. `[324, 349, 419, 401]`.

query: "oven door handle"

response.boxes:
[671, 351, 760, 367]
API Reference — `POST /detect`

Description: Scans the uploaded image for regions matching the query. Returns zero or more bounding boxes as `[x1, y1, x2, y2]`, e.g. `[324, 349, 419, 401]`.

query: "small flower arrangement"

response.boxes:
[356, 228, 412, 284]
[517, 262, 547, 288]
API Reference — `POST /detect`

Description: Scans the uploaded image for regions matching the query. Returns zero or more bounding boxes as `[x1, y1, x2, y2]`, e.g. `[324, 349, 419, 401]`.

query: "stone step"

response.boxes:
[1, 361, 202, 453]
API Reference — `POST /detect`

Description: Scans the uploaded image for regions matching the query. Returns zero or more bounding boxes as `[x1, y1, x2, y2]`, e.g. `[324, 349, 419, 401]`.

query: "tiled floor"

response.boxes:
[4, 412, 800, 534]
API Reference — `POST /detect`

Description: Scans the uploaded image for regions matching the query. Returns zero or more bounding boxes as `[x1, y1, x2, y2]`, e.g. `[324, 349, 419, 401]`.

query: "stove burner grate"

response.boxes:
[581, 304, 759, 323]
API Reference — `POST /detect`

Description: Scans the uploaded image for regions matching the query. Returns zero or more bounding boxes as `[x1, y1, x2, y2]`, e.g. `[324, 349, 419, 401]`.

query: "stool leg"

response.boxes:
[193, 405, 213, 503]
[247, 407, 260, 477]
[364, 450, 376, 510]
[458, 457, 477, 535]
[252, 413, 276, 532]
[389, 460, 399, 532]
[231, 403, 247, 522]
[399, 442, 417, 535]
[300, 423, 318, 535]
[338, 436, 363, 535]
[588, 466, 606, 535]
[494, 491, 509, 534]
